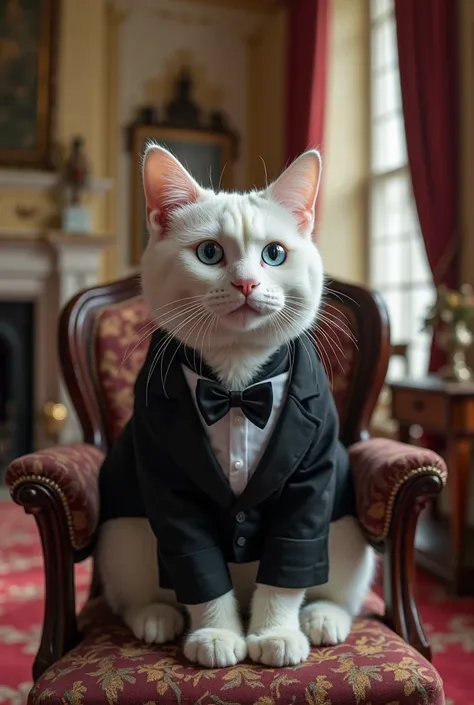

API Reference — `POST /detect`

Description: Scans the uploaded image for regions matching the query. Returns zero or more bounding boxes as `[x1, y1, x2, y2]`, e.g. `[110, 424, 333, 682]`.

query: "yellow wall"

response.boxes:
[247, 6, 287, 188]
[317, 0, 370, 284]
[56, 0, 109, 234]
[0, 0, 113, 273]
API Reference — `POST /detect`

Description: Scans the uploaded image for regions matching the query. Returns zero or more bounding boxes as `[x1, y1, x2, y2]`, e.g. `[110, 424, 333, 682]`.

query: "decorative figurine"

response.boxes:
[61, 136, 92, 233]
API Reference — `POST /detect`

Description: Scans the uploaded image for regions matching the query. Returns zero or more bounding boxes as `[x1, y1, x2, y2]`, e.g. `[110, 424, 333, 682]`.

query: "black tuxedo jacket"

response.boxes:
[99, 332, 355, 605]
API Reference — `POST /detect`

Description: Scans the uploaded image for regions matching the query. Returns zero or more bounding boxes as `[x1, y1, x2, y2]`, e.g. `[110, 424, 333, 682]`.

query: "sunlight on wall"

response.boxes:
[317, 0, 370, 285]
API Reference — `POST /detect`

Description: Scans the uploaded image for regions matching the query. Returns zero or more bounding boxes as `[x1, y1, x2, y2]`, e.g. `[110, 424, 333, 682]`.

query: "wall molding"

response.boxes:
[111, 0, 265, 37]
[0, 170, 113, 194]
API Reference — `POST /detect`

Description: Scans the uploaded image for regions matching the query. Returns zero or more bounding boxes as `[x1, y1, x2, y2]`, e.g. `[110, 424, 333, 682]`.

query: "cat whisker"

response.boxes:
[120, 303, 203, 371]
[218, 162, 228, 191]
[271, 312, 296, 379]
[162, 311, 211, 391]
[320, 300, 354, 327]
[259, 155, 269, 190]
[283, 305, 349, 362]
[285, 294, 355, 331]
[146, 308, 206, 404]
[276, 309, 316, 379]
[284, 304, 346, 377]
[120, 297, 205, 369]
[323, 285, 359, 308]
[316, 312, 358, 348]
[277, 308, 333, 387]
[119, 324, 159, 371]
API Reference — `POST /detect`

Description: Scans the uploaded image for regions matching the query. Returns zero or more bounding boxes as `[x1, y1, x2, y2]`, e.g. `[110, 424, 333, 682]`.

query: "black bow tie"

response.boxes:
[196, 379, 273, 429]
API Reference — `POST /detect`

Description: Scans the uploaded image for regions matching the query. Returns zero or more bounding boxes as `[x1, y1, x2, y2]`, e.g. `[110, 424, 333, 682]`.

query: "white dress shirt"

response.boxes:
[182, 366, 290, 496]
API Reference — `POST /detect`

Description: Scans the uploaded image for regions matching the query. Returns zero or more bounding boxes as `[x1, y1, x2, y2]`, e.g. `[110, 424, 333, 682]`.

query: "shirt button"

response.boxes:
[236, 536, 246, 547]
[236, 511, 246, 523]
[234, 460, 243, 470]
[234, 415, 244, 425]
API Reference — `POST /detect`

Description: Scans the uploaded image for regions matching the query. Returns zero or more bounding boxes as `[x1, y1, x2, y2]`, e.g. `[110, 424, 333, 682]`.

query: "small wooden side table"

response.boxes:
[389, 376, 474, 595]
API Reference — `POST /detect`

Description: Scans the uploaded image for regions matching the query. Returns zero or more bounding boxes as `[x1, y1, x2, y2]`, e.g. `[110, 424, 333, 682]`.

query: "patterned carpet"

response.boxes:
[0, 500, 473, 705]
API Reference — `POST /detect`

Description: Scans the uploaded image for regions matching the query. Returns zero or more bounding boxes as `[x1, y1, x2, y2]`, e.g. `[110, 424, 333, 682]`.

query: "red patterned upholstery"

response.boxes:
[313, 302, 358, 427]
[6, 444, 104, 551]
[28, 597, 443, 705]
[350, 438, 448, 541]
[93, 297, 152, 441]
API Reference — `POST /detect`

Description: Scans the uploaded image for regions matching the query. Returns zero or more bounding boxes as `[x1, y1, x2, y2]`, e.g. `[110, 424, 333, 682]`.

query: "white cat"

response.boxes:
[97, 146, 376, 669]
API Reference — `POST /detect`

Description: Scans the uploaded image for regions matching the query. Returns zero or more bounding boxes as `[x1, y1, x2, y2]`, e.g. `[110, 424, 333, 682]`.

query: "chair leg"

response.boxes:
[382, 473, 444, 662]
[13, 482, 80, 680]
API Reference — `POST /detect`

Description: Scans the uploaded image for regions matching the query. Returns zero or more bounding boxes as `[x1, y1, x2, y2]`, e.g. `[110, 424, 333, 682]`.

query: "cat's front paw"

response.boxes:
[124, 603, 184, 644]
[247, 628, 310, 667]
[184, 628, 247, 668]
[300, 601, 351, 645]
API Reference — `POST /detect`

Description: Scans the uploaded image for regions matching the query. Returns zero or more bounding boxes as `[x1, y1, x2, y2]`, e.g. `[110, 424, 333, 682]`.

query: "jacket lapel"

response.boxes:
[136, 332, 234, 508]
[234, 339, 322, 511]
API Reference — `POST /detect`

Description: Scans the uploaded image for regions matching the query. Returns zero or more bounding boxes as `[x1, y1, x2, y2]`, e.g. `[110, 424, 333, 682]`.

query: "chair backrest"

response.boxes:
[59, 276, 390, 451]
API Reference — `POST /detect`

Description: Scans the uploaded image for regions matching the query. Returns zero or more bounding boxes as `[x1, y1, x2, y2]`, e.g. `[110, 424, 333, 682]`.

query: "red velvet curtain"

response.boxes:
[285, 0, 331, 165]
[394, 0, 459, 371]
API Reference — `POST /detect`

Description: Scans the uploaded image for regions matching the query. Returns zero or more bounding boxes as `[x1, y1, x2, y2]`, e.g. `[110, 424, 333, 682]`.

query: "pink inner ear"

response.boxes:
[267, 151, 321, 233]
[143, 147, 201, 233]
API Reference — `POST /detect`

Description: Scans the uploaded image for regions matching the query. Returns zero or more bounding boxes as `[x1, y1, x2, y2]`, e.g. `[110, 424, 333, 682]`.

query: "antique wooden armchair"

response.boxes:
[6, 275, 447, 705]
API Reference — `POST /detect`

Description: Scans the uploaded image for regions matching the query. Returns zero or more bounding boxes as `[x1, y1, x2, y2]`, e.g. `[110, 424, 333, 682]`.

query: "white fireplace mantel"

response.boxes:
[0, 169, 112, 193]
[0, 230, 113, 449]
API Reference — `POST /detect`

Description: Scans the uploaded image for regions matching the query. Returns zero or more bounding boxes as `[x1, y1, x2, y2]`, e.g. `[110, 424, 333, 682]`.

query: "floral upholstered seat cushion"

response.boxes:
[28, 598, 444, 705]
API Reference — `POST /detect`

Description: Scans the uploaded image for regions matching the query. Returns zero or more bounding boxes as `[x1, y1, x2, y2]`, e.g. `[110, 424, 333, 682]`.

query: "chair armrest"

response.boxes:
[349, 437, 447, 661]
[349, 437, 447, 542]
[5, 443, 104, 680]
[6, 443, 104, 552]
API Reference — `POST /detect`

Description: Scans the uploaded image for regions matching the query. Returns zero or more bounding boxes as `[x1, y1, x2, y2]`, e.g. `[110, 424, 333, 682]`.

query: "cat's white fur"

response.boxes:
[97, 146, 376, 668]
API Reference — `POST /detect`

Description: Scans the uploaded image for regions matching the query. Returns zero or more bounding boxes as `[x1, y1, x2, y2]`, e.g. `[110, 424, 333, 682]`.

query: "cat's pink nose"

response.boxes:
[232, 278, 260, 297]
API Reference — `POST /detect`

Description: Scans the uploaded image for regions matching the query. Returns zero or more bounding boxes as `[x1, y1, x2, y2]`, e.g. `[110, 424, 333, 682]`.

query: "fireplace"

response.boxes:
[0, 302, 34, 483]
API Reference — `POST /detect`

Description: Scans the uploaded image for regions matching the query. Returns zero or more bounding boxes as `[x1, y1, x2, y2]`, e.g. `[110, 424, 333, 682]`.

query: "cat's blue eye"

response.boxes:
[196, 241, 224, 265]
[262, 242, 287, 266]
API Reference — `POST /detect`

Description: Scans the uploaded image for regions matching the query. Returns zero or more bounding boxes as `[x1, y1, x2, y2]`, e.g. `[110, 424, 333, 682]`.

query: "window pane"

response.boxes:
[372, 16, 397, 73]
[372, 69, 401, 119]
[372, 115, 407, 172]
[409, 340, 431, 378]
[369, 0, 433, 381]
[371, 0, 393, 21]
[380, 290, 404, 342]
[376, 241, 412, 286]
[371, 172, 409, 239]
[409, 237, 432, 284]
[387, 354, 407, 381]
[408, 287, 434, 339]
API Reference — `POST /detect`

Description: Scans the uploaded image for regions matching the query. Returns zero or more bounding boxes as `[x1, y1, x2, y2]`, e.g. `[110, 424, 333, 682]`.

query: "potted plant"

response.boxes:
[423, 284, 474, 382]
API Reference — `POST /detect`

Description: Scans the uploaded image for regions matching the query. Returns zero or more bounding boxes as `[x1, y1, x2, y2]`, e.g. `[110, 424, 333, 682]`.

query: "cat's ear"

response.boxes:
[142, 144, 204, 239]
[265, 150, 322, 237]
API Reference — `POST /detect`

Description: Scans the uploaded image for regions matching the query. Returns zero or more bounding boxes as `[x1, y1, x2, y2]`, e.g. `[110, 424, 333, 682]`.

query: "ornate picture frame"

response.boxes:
[127, 69, 238, 266]
[0, 0, 59, 169]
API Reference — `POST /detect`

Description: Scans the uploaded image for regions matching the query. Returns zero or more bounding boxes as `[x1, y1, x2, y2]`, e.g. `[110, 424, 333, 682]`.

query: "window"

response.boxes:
[369, 0, 434, 379]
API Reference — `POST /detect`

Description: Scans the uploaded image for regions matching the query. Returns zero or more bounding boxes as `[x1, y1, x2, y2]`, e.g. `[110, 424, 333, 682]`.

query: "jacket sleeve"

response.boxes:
[256, 391, 347, 590]
[99, 419, 146, 522]
[132, 414, 233, 606]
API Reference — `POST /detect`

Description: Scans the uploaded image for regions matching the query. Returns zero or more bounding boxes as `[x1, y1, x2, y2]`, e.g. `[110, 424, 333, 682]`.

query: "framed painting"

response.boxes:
[0, 0, 59, 168]
[130, 125, 234, 266]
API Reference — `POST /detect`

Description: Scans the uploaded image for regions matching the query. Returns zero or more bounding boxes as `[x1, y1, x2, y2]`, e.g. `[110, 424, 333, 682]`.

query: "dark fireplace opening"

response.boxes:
[0, 302, 34, 484]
